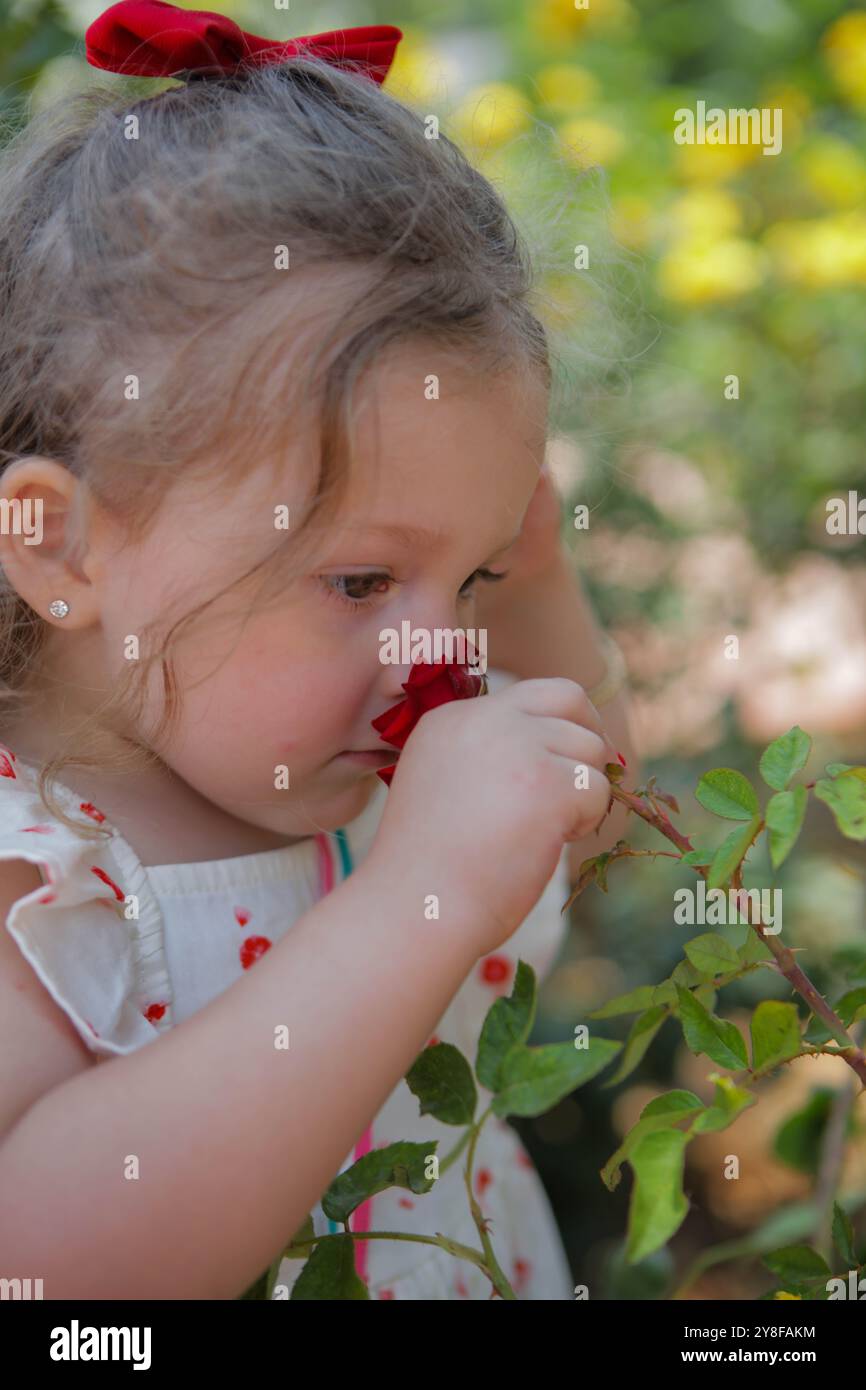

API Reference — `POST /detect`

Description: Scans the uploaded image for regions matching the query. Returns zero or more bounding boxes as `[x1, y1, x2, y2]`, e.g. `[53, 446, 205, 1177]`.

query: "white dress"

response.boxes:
[0, 675, 575, 1300]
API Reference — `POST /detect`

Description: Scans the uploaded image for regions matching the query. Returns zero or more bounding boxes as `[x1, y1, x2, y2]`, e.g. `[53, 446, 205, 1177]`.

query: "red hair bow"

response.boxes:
[85, 0, 403, 84]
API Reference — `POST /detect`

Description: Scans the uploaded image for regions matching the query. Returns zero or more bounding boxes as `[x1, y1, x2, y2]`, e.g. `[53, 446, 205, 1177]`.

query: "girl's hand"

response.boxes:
[365, 677, 618, 958]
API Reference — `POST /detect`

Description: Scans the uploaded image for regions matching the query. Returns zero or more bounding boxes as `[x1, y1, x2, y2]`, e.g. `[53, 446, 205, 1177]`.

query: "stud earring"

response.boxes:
[48, 599, 70, 619]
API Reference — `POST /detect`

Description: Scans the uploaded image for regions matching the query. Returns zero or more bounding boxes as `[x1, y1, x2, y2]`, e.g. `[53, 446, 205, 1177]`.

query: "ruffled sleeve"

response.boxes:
[0, 747, 172, 1059]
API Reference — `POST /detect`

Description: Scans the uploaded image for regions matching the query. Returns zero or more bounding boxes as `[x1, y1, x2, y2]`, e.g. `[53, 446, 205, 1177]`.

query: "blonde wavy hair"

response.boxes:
[0, 55, 554, 838]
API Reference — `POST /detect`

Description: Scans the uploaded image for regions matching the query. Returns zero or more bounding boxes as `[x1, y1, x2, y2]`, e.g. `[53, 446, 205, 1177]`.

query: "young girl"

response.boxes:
[0, 4, 634, 1300]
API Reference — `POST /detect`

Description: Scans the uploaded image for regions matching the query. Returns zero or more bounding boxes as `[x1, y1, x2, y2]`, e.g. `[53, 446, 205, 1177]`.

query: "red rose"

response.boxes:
[371, 658, 487, 786]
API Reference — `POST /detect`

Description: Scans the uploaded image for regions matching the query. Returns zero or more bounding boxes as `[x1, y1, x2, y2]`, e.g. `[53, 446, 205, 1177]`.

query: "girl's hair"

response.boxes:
[0, 57, 552, 836]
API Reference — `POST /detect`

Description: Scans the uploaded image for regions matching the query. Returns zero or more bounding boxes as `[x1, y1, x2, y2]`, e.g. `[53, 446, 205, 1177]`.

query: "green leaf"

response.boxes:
[738, 930, 773, 966]
[706, 816, 762, 890]
[814, 986, 866, 1036]
[290, 1233, 370, 1300]
[839, 987, 866, 1025]
[832, 1202, 859, 1269]
[759, 727, 811, 792]
[684, 932, 740, 978]
[670, 958, 703, 988]
[283, 1213, 315, 1259]
[825, 763, 866, 782]
[695, 769, 760, 821]
[765, 786, 808, 869]
[688, 1074, 756, 1134]
[680, 847, 714, 867]
[601, 1005, 669, 1088]
[831, 946, 866, 982]
[321, 1141, 438, 1223]
[773, 1090, 836, 1174]
[405, 1042, 476, 1126]
[762, 1244, 831, 1282]
[675, 986, 748, 1070]
[589, 984, 659, 1019]
[694, 982, 718, 1012]
[814, 775, 866, 840]
[601, 1090, 704, 1191]
[626, 1129, 690, 1264]
[491, 1037, 622, 1118]
[651, 979, 679, 1007]
[750, 1001, 802, 1073]
[475, 959, 537, 1091]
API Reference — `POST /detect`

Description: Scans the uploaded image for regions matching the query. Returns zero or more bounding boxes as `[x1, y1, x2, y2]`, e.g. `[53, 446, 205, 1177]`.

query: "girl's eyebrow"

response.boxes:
[359, 521, 523, 554]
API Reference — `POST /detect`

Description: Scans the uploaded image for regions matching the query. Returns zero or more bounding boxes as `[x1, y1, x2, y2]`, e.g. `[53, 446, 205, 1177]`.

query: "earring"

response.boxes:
[48, 599, 70, 619]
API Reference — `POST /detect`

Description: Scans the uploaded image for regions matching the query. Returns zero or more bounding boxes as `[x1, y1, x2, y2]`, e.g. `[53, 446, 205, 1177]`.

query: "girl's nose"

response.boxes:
[374, 593, 472, 701]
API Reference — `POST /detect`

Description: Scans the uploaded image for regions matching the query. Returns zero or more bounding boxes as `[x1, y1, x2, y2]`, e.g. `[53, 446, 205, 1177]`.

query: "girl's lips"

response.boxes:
[338, 749, 397, 766]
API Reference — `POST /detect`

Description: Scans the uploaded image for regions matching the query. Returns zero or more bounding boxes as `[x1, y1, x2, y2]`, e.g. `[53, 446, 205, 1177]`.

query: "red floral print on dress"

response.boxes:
[454, 1274, 470, 1297]
[426, 1034, 440, 1048]
[20, 824, 54, 833]
[143, 1002, 167, 1023]
[398, 1197, 414, 1209]
[370, 657, 487, 786]
[79, 802, 106, 824]
[234, 907, 251, 928]
[0, 745, 17, 779]
[513, 1257, 532, 1293]
[90, 865, 125, 901]
[240, 936, 272, 969]
[475, 1167, 494, 1198]
[479, 955, 512, 987]
[378, 1289, 395, 1299]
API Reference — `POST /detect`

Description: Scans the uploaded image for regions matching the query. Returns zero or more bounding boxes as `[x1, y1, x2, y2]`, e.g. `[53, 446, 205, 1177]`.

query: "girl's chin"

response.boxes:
[311, 775, 379, 830]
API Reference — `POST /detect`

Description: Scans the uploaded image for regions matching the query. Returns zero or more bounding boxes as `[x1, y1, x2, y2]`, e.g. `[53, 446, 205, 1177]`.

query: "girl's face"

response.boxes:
[84, 345, 549, 837]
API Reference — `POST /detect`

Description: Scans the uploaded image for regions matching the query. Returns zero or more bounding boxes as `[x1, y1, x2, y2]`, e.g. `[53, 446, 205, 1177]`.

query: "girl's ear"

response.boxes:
[0, 457, 103, 629]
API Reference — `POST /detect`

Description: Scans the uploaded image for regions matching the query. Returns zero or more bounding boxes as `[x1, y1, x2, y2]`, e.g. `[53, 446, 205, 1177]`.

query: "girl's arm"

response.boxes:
[0, 855, 481, 1299]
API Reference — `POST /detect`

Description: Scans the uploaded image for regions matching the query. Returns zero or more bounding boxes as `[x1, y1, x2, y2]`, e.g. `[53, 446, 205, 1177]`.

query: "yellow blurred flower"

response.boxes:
[530, 0, 636, 45]
[557, 117, 625, 167]
[822, 12, 866, 110]
[665, 188, 743, 241]
[676, 137, 762, 182]
[450, 82, 533, 151]
[385, 29, 459, 108]
[799, 135, 866, 210]
[535, 63, 599, 112]
[764, 213, 866, 288]
[611, 194, 654, 250]
[761, 83, 810, 148]
[657, 237, 765, 304]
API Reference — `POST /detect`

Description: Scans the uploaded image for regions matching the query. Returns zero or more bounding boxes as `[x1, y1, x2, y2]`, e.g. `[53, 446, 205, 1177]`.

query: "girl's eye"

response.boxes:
[318, 566, 509, 613]
[319, 573, 394, 610]
[459, 567, 509, 598]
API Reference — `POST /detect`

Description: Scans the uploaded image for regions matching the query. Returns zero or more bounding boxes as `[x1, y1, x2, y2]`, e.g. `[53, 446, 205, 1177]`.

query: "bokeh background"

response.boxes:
[3, 0, 865, 1299]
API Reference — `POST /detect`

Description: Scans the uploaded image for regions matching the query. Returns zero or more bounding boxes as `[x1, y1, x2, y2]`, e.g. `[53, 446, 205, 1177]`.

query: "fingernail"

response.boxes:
[617, 751, 627, 768]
